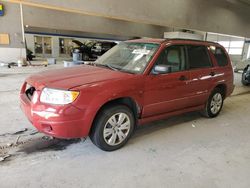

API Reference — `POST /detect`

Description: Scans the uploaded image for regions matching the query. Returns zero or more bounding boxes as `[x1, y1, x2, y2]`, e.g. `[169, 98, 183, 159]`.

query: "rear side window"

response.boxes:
[187, 45, 212, 69]
[210, 46, 228, 66]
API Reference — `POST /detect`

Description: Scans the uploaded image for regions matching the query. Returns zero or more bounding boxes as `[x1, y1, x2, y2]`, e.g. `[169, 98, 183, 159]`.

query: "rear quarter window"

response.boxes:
[209, 46, 228, 67]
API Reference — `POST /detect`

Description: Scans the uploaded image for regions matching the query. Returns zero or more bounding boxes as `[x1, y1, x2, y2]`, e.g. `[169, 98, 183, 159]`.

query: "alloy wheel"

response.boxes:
[103, 113, 131, 146]
[210, 93, 223, 114]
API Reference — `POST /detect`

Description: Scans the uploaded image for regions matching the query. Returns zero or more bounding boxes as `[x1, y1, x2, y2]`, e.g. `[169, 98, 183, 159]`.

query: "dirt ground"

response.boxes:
[0, 63, 250, 188]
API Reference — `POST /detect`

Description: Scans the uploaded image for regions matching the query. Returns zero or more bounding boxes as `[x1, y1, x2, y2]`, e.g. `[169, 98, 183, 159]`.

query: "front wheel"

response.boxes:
[202, 88, 224, 118]
[90, 105, 135, 151]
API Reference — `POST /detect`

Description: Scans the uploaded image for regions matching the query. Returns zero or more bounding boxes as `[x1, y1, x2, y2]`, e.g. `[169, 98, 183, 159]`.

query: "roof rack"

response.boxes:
[164, 38, 219, 45]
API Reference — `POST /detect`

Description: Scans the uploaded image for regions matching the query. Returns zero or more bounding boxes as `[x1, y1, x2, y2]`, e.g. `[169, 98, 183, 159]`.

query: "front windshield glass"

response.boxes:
[95, 42, 159, 74]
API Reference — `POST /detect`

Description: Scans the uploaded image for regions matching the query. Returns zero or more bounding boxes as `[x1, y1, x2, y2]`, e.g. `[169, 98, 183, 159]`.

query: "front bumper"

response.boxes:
[20, 88, 89, 139]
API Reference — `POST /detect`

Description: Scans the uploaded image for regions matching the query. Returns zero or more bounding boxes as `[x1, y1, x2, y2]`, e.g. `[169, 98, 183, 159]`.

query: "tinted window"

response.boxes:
[210, 46, 228, 66]
[187, 45, 211, 69]
[155, 45, 186, 73]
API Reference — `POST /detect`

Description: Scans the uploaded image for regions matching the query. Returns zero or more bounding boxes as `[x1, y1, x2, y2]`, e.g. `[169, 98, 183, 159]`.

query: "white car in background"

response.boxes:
[234, 59, 250, 72]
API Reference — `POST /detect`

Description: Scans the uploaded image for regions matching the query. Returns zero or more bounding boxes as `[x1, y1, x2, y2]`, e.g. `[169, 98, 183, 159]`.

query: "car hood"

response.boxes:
[26, 65, 132, 90]
[72, 40, 84, 47]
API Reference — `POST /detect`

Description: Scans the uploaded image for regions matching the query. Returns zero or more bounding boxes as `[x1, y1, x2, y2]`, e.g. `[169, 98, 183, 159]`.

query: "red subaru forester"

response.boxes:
[20, 39, 234, 151]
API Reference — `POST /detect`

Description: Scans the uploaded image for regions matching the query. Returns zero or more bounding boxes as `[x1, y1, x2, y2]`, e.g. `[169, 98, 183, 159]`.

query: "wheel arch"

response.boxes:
[89, 97, 141, 134]
[214, 84, 227, 98]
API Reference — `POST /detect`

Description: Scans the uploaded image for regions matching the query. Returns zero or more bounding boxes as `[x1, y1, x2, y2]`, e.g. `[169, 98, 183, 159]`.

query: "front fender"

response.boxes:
[72, 77, 144, 135]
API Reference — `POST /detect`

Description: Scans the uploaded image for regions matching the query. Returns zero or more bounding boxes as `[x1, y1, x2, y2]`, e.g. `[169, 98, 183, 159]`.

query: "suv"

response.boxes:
[91, 42, 117, 59]
[20, 39, 234, 151]
[72, 40, 117, 61]
[242, 64, 250, 85]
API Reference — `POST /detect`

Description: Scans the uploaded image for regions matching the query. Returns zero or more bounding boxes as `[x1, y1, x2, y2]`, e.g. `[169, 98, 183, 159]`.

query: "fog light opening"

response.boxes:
[41, 124, 53, 132]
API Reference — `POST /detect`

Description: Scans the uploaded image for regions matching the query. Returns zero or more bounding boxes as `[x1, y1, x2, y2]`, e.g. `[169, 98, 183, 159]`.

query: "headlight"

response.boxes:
[40, 88, 79, 105]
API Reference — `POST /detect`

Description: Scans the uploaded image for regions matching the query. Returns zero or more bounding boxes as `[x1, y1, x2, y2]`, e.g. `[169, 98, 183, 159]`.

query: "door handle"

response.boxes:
[210, 72, 215, 76]
[179, 75, 188, 81]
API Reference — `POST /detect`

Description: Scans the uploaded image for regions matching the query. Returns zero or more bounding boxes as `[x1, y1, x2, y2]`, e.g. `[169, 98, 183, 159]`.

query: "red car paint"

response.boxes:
[20, 39, 234, 139]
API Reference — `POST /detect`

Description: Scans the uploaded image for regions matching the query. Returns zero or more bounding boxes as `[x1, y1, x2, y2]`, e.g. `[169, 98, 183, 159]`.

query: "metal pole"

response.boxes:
[20, 3, 25, 43]
[19, 2, 25, 63]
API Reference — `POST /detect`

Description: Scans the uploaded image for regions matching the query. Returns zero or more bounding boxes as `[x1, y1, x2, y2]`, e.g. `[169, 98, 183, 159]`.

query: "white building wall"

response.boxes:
[0, 48, 26, 63]
[0, 2, 26, 63]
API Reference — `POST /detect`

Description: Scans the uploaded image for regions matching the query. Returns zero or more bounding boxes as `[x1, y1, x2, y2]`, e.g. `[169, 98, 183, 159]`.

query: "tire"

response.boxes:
[82, 53, 89, 61]
[202, 88, 224, 118]
[90, 105, 135, 151]
[241, 72, 249, 86]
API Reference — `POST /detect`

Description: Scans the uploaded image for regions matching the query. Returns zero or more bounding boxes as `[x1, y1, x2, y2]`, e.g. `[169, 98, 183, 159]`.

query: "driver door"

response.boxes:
[142, 45, 191, 118]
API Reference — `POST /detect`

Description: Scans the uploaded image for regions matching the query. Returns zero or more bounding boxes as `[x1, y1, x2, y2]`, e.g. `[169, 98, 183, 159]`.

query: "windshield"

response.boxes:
[95, 42, 159, 74]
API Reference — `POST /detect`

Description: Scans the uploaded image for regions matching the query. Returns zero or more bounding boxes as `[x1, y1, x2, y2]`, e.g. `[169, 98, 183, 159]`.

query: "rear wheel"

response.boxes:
[202, 88, 224, 118]
[90, 105, 135, 151]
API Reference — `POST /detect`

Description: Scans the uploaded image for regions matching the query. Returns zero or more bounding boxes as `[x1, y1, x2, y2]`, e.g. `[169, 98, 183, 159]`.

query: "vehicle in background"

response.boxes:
[71, 40, 117, 61]
[91, 42, 117, 59]
[234, 59, 250, 72]
[242, 64, 250, 85]
[20, 38, 234, 151]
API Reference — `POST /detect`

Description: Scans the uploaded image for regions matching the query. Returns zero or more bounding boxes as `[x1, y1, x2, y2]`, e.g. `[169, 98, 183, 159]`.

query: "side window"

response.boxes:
[187, 45, 212, 69]
[155, 45, 186, 73]
[209, 46, 228, 66]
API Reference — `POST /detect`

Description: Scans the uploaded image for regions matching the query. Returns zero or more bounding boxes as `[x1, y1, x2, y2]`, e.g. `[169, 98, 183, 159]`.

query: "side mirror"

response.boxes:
[152, 65, 172, 75]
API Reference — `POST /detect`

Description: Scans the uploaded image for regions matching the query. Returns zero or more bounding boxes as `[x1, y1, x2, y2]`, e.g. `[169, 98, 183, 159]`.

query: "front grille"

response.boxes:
[25, 85, 36, 100]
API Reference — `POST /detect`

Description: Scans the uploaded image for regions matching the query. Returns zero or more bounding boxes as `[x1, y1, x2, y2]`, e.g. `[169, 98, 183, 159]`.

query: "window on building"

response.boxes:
[34, 36, 43, 54]
[34, 36, 52, 55]
[217, 40, 244, 55]
[59, 38, 74, 56]
[218, 41, 230, 50]
[207, 33, 245, 55]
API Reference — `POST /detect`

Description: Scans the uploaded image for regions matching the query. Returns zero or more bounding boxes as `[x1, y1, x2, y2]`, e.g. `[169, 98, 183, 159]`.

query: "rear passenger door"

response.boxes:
[186, 45, 215, 107]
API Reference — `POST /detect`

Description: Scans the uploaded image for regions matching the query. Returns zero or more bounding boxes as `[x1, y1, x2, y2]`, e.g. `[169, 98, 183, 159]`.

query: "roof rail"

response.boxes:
[164, 38, 219, 45]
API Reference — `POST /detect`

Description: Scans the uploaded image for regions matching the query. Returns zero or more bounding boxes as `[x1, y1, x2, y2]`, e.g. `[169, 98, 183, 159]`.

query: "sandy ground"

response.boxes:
[0, 63, 250, 188]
